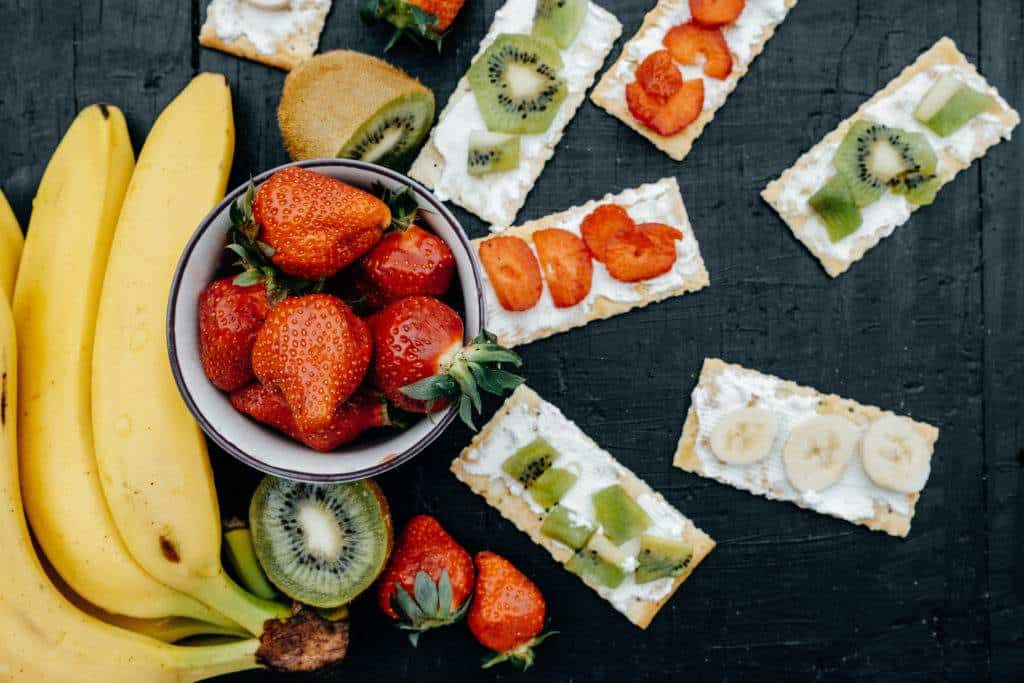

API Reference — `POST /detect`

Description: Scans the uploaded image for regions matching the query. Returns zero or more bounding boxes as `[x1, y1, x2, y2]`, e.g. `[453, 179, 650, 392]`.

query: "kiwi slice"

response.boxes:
[565, 533, 626, 588]
[540, 505, 594, 549]
[468, 33, 567, 135]
[887, 130, 940, 206]
[529, 467, 577, 510]
[532, 0, 588, 49]
[592, 484, 651, 546]
[502, 437, 558, 487]
[249, 476, 393, 608]
[634, 535, 693, 584]
[278, 50, 435, 168]
[914, 72, 995, 137]
[809, 175, 862, 243]
[467, 131, 521, 176]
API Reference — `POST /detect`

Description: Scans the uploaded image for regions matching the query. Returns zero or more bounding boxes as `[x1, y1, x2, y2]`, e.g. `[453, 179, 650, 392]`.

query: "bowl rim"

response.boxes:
[166, 158, 484, 483]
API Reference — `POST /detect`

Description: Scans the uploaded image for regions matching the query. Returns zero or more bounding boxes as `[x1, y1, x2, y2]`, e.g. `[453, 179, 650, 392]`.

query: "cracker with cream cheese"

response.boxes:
[199, 0, 331, 71]
[591, 0, 797, 161]
[762, 37, 1020, 277]
[409, 0, 622, 228]
[475, 177, 709, 348]
[452, 384, 715, 629]
[674, 358, 940, 538]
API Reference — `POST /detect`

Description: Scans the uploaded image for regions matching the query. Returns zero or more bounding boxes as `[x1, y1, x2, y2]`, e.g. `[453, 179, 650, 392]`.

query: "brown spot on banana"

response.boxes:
[159, 535, 181, 563]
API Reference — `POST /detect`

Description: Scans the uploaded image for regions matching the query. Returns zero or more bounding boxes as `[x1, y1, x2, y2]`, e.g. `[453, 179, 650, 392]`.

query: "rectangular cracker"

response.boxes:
[674, 358, 940, 538]
[474, 177, 709, 348]
[591, 0, 798, 161]
[453, 384, 715, 629]
[762, 37, 1020, 277]
[199, 0, 331, 71]
[408, 0, 622, 227]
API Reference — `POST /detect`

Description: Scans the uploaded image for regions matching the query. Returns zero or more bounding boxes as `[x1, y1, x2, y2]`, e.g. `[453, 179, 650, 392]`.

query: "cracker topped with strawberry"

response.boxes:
[472, 178, 709, 348]
[197, 166, 524, 452]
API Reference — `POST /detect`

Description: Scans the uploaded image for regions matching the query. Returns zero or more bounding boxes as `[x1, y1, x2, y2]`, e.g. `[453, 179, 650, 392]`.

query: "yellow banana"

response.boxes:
[0, 189, 23, 300]
[91, 73, 289, 635]
[0, 273, 264, 682]
[15, 103, 236, 626]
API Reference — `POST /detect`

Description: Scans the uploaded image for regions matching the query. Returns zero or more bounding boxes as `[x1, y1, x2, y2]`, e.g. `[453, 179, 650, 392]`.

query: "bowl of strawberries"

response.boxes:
[168, 160, 523, 482]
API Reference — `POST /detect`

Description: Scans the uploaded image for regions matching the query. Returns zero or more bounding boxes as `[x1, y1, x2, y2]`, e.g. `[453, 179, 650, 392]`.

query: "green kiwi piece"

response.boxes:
[337, 93, 436, 167]
[540, 505, 594, 549]
[634, 535, 693, 584]
[809, 175, 862, 243]
[468, 33, 566, 135]
[887, 130, 940, 206]
[502, 437, 558, 487]
[529, 467, 577, 510]
[565, 533, 626, 588]
[591, 484, 651, 546]
[532, 0, 588, 49]
[467, 131, 521, 176]
[914, 72, 995, 137]
[834, 121, 909, 207]
[249, 477, 393, 608]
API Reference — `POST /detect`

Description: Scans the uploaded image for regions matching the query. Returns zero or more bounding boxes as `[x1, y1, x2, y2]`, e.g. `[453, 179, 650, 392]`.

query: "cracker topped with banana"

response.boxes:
[674, 358, 940, 537]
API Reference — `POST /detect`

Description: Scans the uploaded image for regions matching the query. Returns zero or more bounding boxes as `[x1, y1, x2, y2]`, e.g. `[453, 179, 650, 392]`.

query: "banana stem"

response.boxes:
[223, 528, 279, 601]
[174, 637, 263, 682]
[188, 572, 291, 637]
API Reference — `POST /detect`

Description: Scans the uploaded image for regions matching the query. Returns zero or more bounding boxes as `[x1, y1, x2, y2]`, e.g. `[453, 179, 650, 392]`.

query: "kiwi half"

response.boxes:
[249, 476, 393, 608]
[278, 50, 435, 169]
[468, 33, 567, 135]
[533, 0, 588, 49]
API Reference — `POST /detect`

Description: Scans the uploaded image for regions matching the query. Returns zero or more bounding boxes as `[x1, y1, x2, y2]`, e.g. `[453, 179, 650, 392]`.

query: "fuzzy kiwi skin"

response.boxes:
[278, 50, 435, 166]
[249, 477, 394, 608]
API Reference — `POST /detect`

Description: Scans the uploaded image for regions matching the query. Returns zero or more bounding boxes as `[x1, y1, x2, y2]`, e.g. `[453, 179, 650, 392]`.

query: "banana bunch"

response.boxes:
[2, 74, 345, 681]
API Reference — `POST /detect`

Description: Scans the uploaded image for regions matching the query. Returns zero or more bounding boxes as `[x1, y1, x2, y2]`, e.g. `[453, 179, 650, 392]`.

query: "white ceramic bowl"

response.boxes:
[168, 159, 483, 483]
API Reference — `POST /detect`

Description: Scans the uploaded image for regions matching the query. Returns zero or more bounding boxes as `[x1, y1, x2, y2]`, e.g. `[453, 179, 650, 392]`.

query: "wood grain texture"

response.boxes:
[0, 1, 1020, 680]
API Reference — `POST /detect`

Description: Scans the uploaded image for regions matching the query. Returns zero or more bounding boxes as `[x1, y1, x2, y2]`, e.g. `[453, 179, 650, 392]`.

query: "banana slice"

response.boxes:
[861, 415, 931, 493]
[783, 415, 859, 493]
[709, 407, 778, 465]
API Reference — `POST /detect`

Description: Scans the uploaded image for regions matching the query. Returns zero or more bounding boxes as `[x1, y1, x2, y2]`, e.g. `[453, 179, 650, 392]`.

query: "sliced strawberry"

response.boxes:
[604, 226, 678, 282]
[532, 228, 593, 308]
[689, 0, 745, 27]
[627, 78, 705, 137]
[477, 236, 543, 312]
[664, 22, 733, 79]
[635, 50, 682, 99]
[639, 223, 684, 250]
[580, 204, 635, 262]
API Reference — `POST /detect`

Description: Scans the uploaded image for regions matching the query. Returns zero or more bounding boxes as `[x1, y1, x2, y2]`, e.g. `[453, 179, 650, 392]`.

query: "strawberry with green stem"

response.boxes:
[360, 0, 465, 51]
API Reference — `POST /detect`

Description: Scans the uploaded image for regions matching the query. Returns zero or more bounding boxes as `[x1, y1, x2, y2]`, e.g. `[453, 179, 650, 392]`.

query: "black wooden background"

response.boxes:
[1, 1, 1021, 680]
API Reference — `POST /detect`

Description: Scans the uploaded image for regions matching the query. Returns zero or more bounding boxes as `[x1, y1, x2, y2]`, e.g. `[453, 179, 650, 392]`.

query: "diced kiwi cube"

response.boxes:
[565, 533, 627, 588]
[502, 438, 558, 487]
[914, 72, 995, 137]
[529, 467, 577, 510]
[591, 484, 651, 546]
[540, 505, 594, 550]
[809, 175, 862, 243]
[634, 535, 694, 584]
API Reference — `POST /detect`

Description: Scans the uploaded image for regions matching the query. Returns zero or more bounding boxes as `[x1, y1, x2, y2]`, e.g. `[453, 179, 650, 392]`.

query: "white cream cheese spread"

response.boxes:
[428, 0, 621, 226]
[690, 363, 913, 523]
[461, 397, 689, 615]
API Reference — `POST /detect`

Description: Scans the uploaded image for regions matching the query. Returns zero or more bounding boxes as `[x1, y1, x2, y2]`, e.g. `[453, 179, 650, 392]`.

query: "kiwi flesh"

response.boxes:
[278, 50, 435, 169]
[540, 504, 594, 549]
[591, 484, 651, 546]
[833, 120, 939, 208]
[634, 535, 693, 584]
[467, 131, 521, 176]
[468, 33, 567, 135]
[809, 175, 862, 243]
[502, 437, 558, 487]
[565, 533, 626, 588]
[532, 0, 588, 49]
[914, 72, 994, 137]
[529, 467, 577, 510]
[249, 477, 393, 608]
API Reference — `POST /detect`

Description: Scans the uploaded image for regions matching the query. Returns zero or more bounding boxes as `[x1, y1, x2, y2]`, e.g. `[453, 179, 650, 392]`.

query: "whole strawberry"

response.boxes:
[356, 225, 455, 309]
[252, 167, 391, 280]
[230, 383, 393, 452]
[367, 296, 523, 427]
[376, 515, 474, 644]
[361, 0, 465, 50]
[198, 277, 270, 391]
[251, 293, 372, 433]
[468, 551, 554, 670]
